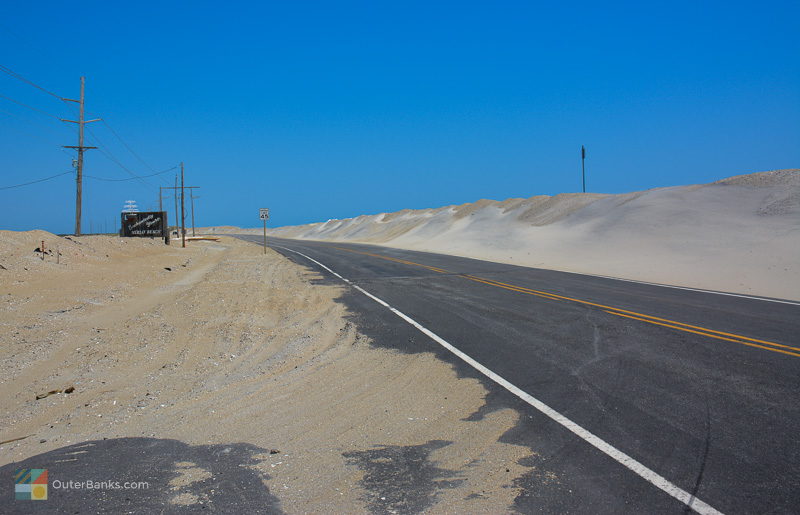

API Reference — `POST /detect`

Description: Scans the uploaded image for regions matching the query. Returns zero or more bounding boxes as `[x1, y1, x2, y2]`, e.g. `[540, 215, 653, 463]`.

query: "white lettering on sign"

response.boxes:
[130, 214, 161, 229]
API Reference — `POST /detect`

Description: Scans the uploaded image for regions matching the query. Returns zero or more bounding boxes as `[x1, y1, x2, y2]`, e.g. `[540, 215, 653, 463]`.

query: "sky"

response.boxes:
[1, 0, 798, 234]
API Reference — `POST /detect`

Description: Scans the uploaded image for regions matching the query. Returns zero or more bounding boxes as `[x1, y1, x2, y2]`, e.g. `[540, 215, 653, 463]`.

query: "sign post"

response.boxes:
[259, 208, 270, 254]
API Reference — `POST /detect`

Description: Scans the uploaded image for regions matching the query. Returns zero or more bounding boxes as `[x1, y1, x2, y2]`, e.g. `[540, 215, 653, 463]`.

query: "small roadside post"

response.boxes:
[259, 208, 270, 254]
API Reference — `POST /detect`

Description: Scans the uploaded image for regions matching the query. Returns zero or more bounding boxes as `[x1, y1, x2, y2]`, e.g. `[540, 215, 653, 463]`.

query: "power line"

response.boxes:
[0, 170, 73, 190]
[0, 108, 74, 157]
[85, 125, 158, 190]
[87, 111, 176, 185]
[85, 165, 178, 182]
[0, 92, 62, 119]
[0, 64, 64, 100]
[98, 118, 158, 173]
[61, 76, 99, 235]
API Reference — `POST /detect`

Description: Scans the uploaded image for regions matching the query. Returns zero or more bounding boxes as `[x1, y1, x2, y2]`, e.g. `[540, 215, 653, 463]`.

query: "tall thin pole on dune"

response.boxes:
[581, 145, 586, 193]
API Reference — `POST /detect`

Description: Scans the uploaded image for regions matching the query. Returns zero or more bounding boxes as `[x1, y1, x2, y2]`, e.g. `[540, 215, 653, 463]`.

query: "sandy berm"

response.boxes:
[251, 170, 800, 301]
[0, 232, 543, 512]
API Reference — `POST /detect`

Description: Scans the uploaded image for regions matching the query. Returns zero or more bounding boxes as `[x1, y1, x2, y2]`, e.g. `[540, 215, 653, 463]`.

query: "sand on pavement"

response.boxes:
[1, 231, 542, 513]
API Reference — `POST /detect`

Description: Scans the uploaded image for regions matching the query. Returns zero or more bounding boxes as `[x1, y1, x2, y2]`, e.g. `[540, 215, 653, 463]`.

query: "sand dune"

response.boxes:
[265, 170, 800, 301]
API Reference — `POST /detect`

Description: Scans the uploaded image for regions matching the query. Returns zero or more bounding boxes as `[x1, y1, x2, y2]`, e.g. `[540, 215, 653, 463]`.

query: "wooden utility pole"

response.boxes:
[62, 77, 99, 236]
[173, 175, 179, 238]
[190, 194, 199, 236]
[157, 186, 166, 241]
[180, 163, 186, 248]
[163, 184, 199, 243]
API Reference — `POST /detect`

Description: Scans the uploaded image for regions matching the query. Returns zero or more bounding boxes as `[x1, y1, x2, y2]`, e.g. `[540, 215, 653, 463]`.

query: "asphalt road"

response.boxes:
[237, 235, 800, 514]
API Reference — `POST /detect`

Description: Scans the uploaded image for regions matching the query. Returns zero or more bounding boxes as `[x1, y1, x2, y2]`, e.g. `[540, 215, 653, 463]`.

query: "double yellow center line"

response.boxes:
[332, 246, 799, 358]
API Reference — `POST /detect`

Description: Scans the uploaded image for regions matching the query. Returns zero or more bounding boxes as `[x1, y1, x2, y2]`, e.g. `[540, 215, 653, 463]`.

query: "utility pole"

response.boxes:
[180, 162, 186, 248]
[158, 186, 169, 236]
[173, 174, 179, 239]
[581, 145, 586, 193]
[190, 194, 199, 236]
[62, 77, 100, 236]
[163, 186, 199, 240]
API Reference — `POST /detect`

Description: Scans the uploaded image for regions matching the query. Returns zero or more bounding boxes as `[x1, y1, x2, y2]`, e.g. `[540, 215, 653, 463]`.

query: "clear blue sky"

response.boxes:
[1, 0, 798, 233]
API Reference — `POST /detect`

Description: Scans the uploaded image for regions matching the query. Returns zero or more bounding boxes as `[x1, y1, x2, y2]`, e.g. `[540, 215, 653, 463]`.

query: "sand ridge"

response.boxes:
[258, 170, 800, 301]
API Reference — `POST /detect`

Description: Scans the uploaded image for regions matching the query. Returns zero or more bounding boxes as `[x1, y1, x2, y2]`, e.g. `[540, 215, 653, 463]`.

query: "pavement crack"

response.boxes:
[685, 405, 712, 513]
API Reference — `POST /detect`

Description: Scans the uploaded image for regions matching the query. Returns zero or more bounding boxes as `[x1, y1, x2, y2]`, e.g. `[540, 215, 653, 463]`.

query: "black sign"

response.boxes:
[120, 211, 168, 238]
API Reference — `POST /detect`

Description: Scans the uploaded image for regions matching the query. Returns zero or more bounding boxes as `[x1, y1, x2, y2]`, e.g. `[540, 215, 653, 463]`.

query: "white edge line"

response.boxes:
[583, 272, 800, 306]
[272, 244, 724, 515]
[258, 235, 798, 306]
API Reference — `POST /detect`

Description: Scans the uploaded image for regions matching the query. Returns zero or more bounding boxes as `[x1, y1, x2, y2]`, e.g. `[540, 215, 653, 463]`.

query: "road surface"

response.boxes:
[237, 235, 800, 514]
